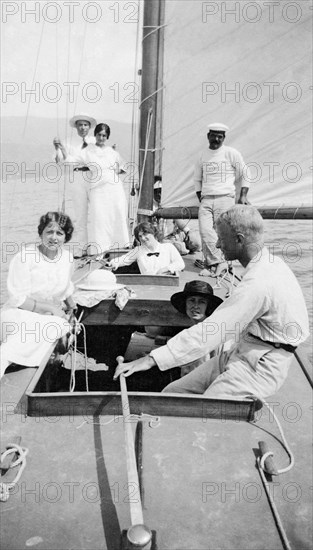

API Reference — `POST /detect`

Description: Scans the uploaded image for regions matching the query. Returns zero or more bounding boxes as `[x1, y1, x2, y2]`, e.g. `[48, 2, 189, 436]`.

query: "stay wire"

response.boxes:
[55, 23, 61, 208]
[128, 3, 142, 227]
[61, 21, 72, 213]
[22, 20, 46, 138]
[135, 108, 153, 219]
[4, 21, 46, 243]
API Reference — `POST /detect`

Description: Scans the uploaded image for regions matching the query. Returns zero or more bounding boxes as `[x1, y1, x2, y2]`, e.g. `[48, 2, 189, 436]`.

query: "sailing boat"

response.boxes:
[1, 1, 312, 549]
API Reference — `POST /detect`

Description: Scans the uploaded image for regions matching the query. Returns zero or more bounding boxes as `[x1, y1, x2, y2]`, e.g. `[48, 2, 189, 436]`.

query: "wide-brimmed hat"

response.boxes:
[171, 280, 223, 315]
[69, 113, 97, 128]
[76, 269, 121, 291]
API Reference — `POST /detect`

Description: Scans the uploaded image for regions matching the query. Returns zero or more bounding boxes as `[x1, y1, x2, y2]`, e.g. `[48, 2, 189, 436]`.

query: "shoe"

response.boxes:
[194, 259, 206, 269]
[198, 268, 213, 277]
[74, 251, 89, 260]
[211, 262, 228, 278]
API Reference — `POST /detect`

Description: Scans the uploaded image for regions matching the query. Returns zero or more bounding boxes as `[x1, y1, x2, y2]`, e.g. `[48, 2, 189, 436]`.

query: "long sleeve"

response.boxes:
[136, 243, 185, 275]
[194, 158, 203, 192]
[151, 272, 269, 370]
[230, 148, 251, 189]
[6, 253, 33, 307]
[115, 151, 127, 173]
[151, 249, 309, 371]
[110, 248, 140, 270]
[4, 246, 75, 309]
[110, 243, 184, 275]
[166, 243, 185, 273]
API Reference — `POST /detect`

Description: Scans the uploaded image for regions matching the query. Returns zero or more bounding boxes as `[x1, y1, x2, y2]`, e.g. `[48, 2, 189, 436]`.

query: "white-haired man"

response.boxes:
[195, 123, 250, 277]
[53, 113, 96, 257]
[114, 205, 309, 400]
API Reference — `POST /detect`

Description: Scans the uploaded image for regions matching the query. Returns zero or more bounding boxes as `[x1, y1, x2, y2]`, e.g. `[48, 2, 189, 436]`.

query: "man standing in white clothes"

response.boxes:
[114, 205, 309, 400]
[53, 113, 96, 258]
[194, 123, 250, 277]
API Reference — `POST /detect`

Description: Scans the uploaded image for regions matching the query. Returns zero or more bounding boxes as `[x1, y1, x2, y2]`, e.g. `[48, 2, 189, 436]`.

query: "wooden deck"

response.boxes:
[78, 255, 226, 327]
[0, 352, 312, 550]
[1, 255, 311, 549]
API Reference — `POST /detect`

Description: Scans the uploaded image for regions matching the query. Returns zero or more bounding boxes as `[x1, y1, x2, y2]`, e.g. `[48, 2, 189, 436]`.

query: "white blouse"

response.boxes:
[110, 242, 185, 275]
[68, 144, 126, 189]
[4, 244, 74, 309]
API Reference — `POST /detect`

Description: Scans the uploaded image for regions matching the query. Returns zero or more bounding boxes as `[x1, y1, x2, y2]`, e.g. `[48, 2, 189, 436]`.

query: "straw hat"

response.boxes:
[69, 113, 97, 128]
[170, 280, 223, 315]
[77, 269, 121, 291]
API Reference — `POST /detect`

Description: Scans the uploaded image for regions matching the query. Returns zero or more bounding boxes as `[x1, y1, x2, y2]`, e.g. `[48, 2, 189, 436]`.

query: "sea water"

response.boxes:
[1, 179, 312, 366]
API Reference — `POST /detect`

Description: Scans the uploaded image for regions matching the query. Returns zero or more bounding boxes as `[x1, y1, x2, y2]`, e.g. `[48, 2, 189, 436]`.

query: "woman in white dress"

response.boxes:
[0, 212, 76, 378]
[67, 123, 130, 254]
[109, 222, 185, 275]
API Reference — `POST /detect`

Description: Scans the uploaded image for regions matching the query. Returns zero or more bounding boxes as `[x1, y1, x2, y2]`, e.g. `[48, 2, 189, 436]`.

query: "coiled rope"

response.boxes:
[0, 444, 29, 502]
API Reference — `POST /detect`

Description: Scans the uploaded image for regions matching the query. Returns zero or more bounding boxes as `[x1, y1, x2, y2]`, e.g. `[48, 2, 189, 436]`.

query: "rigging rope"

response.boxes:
[257, 465, 292, 550]
[22, 21, 46, 137]
[139, 86, 165, 108]
[142, 24, 167, 41]
[128, 2, 142, 232]
[250, 398, 295, 549]
[135, 108, 154, 221]
[256, 398, 294, 475]
[72, 19, 88, 119]
[55, 23, 62, 209]
[76, 414, 161, 430]
[68, 317, 89, 393]
[0, 444, 29, 502]
[4, 20, 47, 243]
[61, 21, 72, 213]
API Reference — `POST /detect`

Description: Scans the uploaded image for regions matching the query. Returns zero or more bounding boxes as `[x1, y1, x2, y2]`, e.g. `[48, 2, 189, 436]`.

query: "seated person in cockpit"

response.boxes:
[108, 222, 185, 275]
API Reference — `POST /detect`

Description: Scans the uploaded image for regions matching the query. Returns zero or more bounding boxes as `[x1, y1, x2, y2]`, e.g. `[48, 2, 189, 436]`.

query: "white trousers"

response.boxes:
[71, 173, 90, 255]
[198, 194, 234, 266]
[162, 336, 294, 399]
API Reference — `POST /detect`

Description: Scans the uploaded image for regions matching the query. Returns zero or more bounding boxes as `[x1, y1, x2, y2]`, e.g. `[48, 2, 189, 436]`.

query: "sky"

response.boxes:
[1, 0, 141, 124]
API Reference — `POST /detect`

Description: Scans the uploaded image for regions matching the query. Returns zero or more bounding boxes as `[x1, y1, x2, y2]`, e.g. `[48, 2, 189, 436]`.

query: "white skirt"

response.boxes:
[0, 308, 71, 376]
[88, 182, 130, 253]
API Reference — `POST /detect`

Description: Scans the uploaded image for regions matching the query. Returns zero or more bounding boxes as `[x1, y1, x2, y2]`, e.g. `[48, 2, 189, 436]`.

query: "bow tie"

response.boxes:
[82, 140, 88, 149]
[147, 252, 160, 257]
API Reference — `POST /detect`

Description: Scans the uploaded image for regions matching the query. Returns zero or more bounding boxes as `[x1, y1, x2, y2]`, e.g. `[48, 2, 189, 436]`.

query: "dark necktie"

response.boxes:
[147, 252, 160, 257]
[82, 140, 88, 149]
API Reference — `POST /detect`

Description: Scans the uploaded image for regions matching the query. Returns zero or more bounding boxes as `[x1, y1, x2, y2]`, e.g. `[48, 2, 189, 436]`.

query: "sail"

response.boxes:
[160, 0, 312, 209]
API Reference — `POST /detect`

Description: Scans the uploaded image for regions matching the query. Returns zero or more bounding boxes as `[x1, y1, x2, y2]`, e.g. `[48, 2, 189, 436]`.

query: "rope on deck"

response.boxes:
[255, 398, 294, 550]
[0, 444, 29, 502]
[257, 398, 294, 475]
[75, 414, 160, 430]
[213, 263, 237, 297]
[257, 465, 292, 550]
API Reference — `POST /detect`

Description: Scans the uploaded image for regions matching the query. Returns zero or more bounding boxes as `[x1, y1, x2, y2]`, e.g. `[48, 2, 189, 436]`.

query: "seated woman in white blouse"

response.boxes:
[109, 222, 185, 275]
[0, 212, 76, 378]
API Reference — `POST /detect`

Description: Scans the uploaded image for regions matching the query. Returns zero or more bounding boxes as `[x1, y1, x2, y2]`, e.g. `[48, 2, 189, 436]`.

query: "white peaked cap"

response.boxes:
[207, 123, 229, 133]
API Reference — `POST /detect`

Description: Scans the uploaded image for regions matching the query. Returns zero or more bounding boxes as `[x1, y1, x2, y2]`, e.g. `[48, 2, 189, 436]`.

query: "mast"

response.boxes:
[137, 0, 164, 221]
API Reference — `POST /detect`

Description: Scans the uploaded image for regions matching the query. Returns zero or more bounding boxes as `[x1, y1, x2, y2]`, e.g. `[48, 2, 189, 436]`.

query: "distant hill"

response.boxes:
[1, 116, 134, 177]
